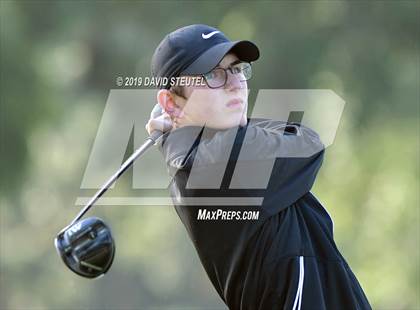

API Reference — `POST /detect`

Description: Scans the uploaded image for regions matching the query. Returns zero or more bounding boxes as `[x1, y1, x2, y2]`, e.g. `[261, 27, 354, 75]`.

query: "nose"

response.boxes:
[225, 71, 244, 91]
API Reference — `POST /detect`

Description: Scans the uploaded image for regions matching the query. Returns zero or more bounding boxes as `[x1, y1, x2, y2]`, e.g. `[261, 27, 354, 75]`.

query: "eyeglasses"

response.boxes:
[202, 61, 252, 89]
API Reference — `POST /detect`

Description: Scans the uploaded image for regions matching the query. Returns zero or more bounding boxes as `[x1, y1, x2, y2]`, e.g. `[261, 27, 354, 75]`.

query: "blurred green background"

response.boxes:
[1, 1, 419, 309]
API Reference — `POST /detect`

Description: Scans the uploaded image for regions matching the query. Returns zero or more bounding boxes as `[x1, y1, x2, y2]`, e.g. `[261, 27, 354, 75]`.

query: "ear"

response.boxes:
[156, 89, 184, 118]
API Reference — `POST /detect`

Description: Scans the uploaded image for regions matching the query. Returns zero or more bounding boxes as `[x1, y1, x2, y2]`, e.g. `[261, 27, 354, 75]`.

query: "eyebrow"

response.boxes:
[214, 59, 243, 69]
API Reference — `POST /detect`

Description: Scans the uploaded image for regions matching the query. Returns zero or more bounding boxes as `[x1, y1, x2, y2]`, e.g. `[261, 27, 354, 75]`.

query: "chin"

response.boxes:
[216, 117, 245, 130]
[239, 115, 248, 127]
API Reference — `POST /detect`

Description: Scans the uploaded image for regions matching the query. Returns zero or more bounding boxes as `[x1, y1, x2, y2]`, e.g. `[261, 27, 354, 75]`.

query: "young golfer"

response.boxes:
[146, 24, 372, 310]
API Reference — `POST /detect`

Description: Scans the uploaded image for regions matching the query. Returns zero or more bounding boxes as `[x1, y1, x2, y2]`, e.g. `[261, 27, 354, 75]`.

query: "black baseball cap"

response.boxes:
[151, 24, 260, 89]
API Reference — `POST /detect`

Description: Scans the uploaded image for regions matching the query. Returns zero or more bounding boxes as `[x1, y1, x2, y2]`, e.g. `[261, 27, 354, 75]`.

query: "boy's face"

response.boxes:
[159, 53, 249, 129]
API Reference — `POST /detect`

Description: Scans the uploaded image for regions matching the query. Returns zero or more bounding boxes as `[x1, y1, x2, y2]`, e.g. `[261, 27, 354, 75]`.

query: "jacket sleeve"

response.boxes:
[158, 119, 324, 212]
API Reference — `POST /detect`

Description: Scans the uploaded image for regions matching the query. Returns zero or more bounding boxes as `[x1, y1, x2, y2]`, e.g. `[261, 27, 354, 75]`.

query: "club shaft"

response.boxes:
[70, 131, 162, 226]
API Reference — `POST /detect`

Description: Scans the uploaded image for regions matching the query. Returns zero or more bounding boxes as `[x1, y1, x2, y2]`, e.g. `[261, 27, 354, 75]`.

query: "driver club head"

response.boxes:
[54, 217, 115, 279]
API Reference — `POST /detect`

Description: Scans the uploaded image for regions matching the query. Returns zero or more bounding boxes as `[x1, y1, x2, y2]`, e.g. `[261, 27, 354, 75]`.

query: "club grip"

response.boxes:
[149, 130, 163, 144]
[149, 104, 165, 144]
[151, 103, 163, 118]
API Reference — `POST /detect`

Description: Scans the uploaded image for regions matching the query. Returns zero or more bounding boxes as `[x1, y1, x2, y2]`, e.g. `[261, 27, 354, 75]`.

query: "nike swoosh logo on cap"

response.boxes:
[202, 31, 220, 39]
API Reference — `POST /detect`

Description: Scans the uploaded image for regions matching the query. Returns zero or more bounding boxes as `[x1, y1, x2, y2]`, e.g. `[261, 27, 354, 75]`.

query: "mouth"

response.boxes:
[226, 98, 243, 109]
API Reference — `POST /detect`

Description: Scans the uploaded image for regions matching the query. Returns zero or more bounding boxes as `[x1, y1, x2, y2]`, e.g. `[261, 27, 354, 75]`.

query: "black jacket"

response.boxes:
[158, 118, 372, 310]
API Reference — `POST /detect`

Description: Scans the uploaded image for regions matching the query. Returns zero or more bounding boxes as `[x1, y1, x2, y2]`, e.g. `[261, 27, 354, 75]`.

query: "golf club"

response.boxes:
[55, 105, 164, 279]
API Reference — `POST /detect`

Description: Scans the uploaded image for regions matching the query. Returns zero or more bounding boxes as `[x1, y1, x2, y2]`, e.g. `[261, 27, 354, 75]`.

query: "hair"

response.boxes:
[170, 84, 186, 99]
